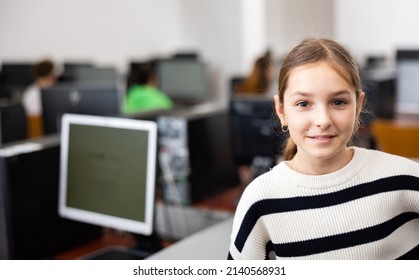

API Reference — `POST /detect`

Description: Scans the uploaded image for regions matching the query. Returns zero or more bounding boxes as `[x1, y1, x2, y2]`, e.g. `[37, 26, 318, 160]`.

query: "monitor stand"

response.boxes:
[80, 232, 163, 260]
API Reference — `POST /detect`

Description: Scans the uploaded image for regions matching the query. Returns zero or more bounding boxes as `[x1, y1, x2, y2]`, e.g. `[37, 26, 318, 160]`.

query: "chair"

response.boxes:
[371, 119, 419, 158]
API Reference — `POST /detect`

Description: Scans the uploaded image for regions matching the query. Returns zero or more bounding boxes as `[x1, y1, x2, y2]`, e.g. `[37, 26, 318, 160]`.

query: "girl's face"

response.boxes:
[275, 61, 364, 165]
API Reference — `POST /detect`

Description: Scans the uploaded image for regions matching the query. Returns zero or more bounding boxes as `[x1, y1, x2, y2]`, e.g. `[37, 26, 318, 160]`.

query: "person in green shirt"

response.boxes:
[123, 60, 173, 114]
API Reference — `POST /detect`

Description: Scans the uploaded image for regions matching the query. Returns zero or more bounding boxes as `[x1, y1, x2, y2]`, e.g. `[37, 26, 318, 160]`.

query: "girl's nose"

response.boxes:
[315, 107, 332, 129]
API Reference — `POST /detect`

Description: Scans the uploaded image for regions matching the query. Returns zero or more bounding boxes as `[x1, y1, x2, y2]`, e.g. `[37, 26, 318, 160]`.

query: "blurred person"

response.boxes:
[235, 50, 275, 95]
[122, 60, 173, 114]
[22, 59, 57, 138]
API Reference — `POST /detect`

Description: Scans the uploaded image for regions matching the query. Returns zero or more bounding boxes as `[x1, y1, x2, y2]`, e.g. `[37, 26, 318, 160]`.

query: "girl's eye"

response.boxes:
[296, 101, 309, 107]
[333, 99, 347, 106]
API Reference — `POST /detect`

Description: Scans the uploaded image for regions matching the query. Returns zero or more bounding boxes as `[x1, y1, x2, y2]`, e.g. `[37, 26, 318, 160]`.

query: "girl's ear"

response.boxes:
[274, 95, 287, 125]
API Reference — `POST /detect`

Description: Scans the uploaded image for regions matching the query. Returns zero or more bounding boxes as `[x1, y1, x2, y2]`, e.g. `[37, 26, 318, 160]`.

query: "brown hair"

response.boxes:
[277, 38, 364, 160]
[237, 51, 273, 94]
[33, 59, 55, 79]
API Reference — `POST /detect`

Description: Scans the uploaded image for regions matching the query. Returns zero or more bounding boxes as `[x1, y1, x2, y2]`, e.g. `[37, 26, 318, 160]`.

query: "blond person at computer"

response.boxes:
[228, 38, 419, 260]
[22, 59, 57, 138]
[122, 61, 173, 114]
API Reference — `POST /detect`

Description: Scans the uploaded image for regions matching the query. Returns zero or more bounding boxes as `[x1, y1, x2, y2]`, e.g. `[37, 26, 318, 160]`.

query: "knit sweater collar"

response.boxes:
[277, 147, 368, 189]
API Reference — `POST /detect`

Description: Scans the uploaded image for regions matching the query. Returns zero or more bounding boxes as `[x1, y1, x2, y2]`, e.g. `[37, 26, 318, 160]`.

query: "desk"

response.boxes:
[147, 217, 233, 260]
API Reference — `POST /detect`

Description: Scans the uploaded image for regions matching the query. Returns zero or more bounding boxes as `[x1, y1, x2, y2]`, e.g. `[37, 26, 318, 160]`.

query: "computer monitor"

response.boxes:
[396, 59, 419, 114]
[0, 101, 27, 145]
[74, 66, 118, 84]
[41, 83, 121, 134]
[59, 114, 157, 236]
[58, 62, 94, 83]
[0, 63, 34, 98]
[76, 83, 121, 116]
[58, 114, 159, 259]
[156, 58, 211, 104]
[396, 49, 419, 61]
[0, 63, 33, 87]
[229, 95, 286, 167]
[361, 69, 396, 123]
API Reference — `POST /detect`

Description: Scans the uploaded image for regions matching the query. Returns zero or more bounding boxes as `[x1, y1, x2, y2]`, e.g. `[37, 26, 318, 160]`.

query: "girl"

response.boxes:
[228, 38, 419, 260]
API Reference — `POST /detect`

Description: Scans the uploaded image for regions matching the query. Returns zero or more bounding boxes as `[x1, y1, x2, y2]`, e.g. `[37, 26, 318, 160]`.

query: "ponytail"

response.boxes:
[283, 137, 297, 161]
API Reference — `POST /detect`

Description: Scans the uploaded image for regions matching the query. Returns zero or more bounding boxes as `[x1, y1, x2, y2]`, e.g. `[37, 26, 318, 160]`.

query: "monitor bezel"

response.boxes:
[58, 113, 157, 235]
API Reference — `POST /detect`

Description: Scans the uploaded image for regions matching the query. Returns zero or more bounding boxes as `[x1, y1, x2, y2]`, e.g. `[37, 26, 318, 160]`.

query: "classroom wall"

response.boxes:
[335, 0, 419, 66]
[0, 0, 185, 71]
[265, 0, 334, 58]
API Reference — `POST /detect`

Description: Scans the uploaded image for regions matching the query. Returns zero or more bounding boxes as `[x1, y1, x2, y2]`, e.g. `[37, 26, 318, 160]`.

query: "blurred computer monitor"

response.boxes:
[156, 58, 211, 105]
[396, 49, 419, 61]
[361, 69, 396, 123]
[396, 59, 419, 115]
[41, 83, 121, 134]
[58, 114, 158, 259]
[74, 66, 118, 84]
[0, 63, 34, 98]
[0, 101, 27, 145]
[0, 63, 33, 87]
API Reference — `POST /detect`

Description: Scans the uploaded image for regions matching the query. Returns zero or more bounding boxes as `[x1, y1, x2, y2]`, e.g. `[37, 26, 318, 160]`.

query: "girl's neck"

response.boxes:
[289, 148, 354, 175]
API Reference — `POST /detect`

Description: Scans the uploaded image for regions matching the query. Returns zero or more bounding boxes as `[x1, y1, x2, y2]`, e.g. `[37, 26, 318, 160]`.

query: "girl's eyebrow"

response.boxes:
[290, 91, 313, 97]
[331, 90, 352, 97]
[290, 90, 352, 97]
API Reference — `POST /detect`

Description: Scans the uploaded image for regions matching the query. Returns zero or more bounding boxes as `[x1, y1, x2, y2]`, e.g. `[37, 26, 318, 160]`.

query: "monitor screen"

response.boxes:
[58, 114, 157, 236]
[156, 59, 211, 104]
[396, 60, 419, 114]
[41, 83, 121, 134]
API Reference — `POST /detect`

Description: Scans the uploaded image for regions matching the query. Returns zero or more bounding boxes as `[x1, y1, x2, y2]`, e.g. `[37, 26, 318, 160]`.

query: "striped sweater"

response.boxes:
[228, 147, 419, 259]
